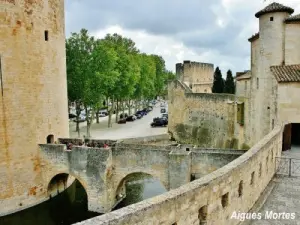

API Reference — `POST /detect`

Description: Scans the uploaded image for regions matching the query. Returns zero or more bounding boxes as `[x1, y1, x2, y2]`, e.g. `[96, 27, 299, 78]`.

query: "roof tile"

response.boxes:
[271, 64, 300, 82]
[255, 2, 294, 18]
[285, 14, 300, 23]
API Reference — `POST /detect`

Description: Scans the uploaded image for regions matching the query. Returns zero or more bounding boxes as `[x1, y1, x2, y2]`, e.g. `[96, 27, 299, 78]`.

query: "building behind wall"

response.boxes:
[0, 0, 69, 215]
[176, 61, 214, 93]
[169, 2, 300, 149]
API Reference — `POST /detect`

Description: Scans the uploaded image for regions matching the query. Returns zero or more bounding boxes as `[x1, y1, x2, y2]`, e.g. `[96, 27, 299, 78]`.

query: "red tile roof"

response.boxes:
[271, 64, 300, 82]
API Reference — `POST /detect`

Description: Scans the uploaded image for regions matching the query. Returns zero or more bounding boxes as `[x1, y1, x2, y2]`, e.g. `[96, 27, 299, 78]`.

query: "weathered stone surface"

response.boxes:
[0, 0, 68, 216]
[37, 139, 244, 214]
[168, 80, 236, 148]
[176, 61, 214, 93]
[73, 126, 283, 225]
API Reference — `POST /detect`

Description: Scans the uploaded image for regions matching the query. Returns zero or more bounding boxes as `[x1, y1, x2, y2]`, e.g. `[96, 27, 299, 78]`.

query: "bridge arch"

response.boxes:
[46, 172, 90, 200]
[115, 172, 167, 203]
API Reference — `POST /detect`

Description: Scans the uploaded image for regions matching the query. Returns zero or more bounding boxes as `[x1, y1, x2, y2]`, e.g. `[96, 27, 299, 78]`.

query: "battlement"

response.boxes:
[182, 60, 214, 68]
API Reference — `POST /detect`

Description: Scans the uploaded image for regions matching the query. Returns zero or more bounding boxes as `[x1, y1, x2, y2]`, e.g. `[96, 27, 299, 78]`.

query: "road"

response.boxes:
[69, 105, 168, 140]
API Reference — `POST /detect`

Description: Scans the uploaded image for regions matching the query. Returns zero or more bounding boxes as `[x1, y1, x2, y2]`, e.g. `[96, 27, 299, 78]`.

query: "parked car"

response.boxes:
[69, 113, 76, 119]
[161, 108, 167, 113]
[162, 113, 168, 119]
[126, 115, 136, 121]
[98, 111, 108, 117]
[120, 113, 128, 119]
[118, 118, 127, 124]
[136, 110, 146, 116]
[135, 113, 143, 119]
[151, 117, 168, 127]
[73, 114, 86, 122]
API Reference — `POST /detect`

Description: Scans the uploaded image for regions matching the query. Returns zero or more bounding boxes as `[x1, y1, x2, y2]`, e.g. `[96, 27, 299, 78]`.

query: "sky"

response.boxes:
[65, 0, 300, 75]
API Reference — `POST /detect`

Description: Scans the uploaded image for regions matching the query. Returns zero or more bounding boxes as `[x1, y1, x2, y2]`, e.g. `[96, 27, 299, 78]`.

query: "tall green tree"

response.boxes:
[224, 69, 235, 94]
[66, 29, 95, 136]
[212, 67, 224, 93]
[102, 34, 140, 125]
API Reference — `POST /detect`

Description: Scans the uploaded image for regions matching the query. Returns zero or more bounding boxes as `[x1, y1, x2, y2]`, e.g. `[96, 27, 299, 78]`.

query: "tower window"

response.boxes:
[270, 17, 274, 21]
[44, 30, 49, 41]
[256, 78, 259, 89]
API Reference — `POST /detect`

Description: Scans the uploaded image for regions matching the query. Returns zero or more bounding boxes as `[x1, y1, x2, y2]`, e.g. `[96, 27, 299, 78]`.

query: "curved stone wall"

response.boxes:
[0, 0, 68, 215]
[74, 125, 283, 225]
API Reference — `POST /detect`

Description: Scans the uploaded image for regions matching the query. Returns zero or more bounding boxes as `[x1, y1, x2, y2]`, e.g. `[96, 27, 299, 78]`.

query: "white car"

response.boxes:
[98, 111, 107, 117]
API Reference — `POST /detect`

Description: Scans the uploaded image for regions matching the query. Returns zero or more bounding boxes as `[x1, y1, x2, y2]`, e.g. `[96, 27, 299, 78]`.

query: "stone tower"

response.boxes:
[0, 0, 69, 215]
[251, 2, 294, 142]
[176, 61, 214, 93]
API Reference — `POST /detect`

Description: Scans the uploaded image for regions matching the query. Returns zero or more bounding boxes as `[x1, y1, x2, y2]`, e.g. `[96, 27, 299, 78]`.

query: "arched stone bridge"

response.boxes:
[39, 140, 244, 213]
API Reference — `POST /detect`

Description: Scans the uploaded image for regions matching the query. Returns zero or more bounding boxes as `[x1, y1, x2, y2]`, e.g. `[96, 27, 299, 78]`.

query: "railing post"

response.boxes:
[289, 158, 292, 177]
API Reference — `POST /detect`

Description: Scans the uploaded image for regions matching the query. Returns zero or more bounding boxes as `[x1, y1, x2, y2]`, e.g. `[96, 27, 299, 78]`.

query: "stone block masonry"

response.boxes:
[37, 138, 244, 214]
[73, 126, 283, 225]
[168, 80, 236, 149]
[0, 0, 69, 216]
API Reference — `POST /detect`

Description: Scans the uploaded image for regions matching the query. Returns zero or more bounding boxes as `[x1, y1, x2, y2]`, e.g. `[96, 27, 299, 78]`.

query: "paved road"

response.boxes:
[69, 105, 168, 140]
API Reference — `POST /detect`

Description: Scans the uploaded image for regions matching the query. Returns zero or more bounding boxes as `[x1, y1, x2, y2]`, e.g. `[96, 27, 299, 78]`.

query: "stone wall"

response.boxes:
[191, 148, 246, 179]
[0, 0, 68, 216]
[277, 82, 300, 124]
[74, 125, 283, 225]
[168, 80, 236, 148]
[285, 23, 300, 65]
[39, 144, 115, 213]
[119, 134, 170, 144]
[176, 61, 214, 93]
[38, 140, 244, 214]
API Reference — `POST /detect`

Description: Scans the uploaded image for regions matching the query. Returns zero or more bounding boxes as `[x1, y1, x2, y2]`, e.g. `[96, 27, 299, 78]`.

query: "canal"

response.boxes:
[0, 174, 166, 225]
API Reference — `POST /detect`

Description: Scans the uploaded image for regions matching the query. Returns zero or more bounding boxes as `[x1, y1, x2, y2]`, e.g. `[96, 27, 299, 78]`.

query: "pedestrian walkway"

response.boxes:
[250, 145, 300, 225]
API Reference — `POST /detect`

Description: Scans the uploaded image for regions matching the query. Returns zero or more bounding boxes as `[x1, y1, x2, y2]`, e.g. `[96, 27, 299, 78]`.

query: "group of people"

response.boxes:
[65, 141, 109, 150]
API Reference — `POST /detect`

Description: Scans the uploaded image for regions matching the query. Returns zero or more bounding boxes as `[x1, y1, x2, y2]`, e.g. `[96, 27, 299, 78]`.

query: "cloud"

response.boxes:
[65, 0, 300, 75]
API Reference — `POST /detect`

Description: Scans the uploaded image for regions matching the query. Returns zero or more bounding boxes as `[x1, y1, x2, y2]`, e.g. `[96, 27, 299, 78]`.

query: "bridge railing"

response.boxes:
[275, 157, 300, 177]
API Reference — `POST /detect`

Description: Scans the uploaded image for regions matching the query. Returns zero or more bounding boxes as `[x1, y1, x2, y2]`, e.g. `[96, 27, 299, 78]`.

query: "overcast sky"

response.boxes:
[65, 0, 300, 75]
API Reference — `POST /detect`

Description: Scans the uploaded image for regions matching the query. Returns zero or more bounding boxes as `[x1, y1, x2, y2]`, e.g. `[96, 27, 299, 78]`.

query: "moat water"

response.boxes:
[0, 175, 166, 225]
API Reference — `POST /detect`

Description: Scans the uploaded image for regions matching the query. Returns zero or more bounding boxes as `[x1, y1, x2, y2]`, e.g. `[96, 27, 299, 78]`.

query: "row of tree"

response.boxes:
[212, 67, 235, 94]
[66, 29, 175, 137]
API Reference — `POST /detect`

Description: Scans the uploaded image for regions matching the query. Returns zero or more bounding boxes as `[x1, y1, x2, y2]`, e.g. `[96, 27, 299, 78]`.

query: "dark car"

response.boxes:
[126, 115, 136, 121]
[143, 108, 151, 113]
[118, 118, 127, 124]
[161, 108, 166, 113]
[136, 110, 146, 116]
[69, 113, 76, 119]
[135, 113, 143, 119]
[151, 117, 168, 127]
[162, 113, 168, 119]
[120, 113, 128, 119]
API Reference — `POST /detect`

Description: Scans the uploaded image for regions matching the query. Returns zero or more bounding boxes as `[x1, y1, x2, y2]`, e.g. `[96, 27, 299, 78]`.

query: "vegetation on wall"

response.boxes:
[66, 29, 175, 137]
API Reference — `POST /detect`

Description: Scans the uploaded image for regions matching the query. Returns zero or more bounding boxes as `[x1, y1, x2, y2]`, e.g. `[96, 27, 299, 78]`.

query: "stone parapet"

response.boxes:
[73, 125, 283, 225]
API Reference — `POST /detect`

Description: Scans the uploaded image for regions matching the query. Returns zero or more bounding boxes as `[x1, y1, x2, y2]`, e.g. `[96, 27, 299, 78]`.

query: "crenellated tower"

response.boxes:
[0, 0, 69, 215]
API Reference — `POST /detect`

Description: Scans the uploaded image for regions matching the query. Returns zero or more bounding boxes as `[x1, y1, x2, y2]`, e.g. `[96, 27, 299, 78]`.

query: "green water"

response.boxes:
[0, 176, 166, 225]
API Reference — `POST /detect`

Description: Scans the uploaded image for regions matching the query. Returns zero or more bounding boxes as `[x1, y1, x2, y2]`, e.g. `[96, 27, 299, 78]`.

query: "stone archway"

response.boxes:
[46, 134, 54, 144]
[115, 172, 167, 208]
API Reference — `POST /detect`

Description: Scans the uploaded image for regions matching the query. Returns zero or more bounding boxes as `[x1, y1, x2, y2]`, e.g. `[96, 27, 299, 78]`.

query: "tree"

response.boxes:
[224, 70, 235, 94]
[66, 29, 95, 137]
[212, 67, 224, 93]
[102, 34, 140, 125]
